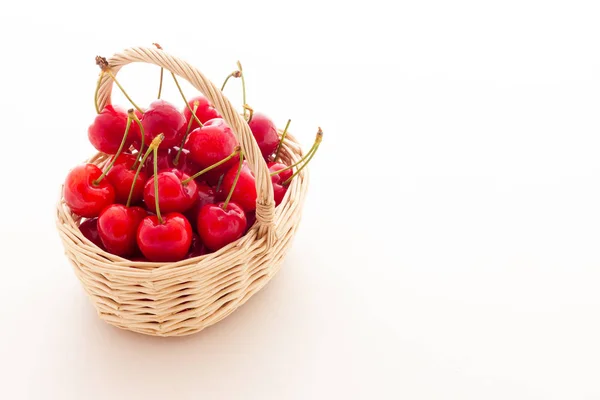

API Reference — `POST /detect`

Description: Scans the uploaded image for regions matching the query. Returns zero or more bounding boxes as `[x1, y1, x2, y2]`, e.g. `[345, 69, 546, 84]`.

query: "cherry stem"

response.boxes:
[181, 146, 241, 185]
[93, 111, 133, 185]
[271, 128, 321, 176]
[157, 68, 164, 99]
[221, 70, 241, 91]
[105, 70, 144, 114]
[236, 61, 248, 120]
[274, 119, 291, 161]
[243, 104, 254, 123]
[94, 71, 104, 114]
[130, 113, 145, 170]
[153, 146, 163, 224]
[174, 100, 199, 166]
[282, 128, 323, 186]
[223, 152, 245, 210]
[171, 72, 203, 128]
[125, 135, 161, 207]
[215, 174, 225, 192]
[152, 43, 164, 99]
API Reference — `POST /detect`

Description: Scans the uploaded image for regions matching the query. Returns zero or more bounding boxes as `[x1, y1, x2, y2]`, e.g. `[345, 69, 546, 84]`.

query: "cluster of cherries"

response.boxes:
[64, 51, 321, 262]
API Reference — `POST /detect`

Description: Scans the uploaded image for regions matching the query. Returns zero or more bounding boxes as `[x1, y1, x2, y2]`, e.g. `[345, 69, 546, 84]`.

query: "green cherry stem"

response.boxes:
[126, 134, 164, 207]
[181, 146, 241, 185]
[236, 61, 248, 120]
[153, 43, 164, 99]
[131, 112, 145, 169]
[282, 128, 323, 186]
[222, 152, 245, 210]
[174, 100, 199, 166]
[221, 70, 241, 91]
[243, 104, 254, 123]
[94, 71, 104, 114]
[274, 119, 291, 161]
[171, 72, 203, 128]
[96, 56, 144, 114]
[271, 128, 322, 176]
[93, 110, 134, 185]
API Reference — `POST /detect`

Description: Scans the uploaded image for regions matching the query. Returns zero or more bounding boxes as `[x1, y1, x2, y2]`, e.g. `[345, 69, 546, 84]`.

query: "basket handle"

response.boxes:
[96, 47, 276, 243]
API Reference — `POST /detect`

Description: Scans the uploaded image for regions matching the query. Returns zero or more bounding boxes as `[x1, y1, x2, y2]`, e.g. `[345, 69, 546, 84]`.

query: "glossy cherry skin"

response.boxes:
[268, 162, 292, 206]
[143, 170, 198, 214]
[221, 161, 257, 212]
[137, 213, 193, 262]
[185, 182, 216, 228]
[79, 218, 104, 249]
[248, 113, 279, 160]
[198, 202, 247, 251]
[141, 100, 187, 148]
[88, 105, 136, 154]
[64, 164, 116, 218]
[186, 233, 208, 258]
[185, 118, 239, 174]
[98, 204, 147, 256]
[106, 153, 147, 205]
[183, 95, 221, 132]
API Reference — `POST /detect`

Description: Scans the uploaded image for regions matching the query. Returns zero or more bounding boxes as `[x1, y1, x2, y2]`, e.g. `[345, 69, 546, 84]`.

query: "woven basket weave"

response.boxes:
[55, 47, 308, 337]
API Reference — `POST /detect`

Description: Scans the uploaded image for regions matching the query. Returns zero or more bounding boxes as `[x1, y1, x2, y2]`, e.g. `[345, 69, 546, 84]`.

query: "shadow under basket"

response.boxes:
[55, 46, 309, 337]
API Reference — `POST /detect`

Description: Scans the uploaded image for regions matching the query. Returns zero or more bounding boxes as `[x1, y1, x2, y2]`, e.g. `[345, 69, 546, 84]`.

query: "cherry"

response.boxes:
[198, 203, 247, 251]
[198, 155, 247, 251]
[79, 218, 104, 249]
[137, 213, 192, 262]
[106, 153, 147, 205]
[182, 95, 220, 131]
[136, 136, 193, 261]
[220, 161, 257, 212]
[88, 105, 135, 154]
[245, 211, 256, 232]
[186, 233, 208, 258]
[185, 118, 239, 174]
[185, 182, 216, 228]
[143, 169, 198, 214]
[141, 100, 186, 148]
[64, 164, 115, 218]
[248, 113, 279, 160]
[268, 162, 292, 206]
[98, 204, 147, 256]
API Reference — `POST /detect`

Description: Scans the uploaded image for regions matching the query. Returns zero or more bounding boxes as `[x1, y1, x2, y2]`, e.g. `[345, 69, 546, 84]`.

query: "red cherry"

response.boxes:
[182, 95, 221, 131]
[221, 161, 257, 212]
[64, 164, 116, 218]
[144, 147, 172, 175]
[245, 211, 256, 232]
[141, 100, 186, 148]
[88, 105, 136, 154]
[197, 202, 247, 251]
[185, 182, 216, 228]
[186, 233, 208, 258]
[248, 113, 279, 160]
[137, 213, 192, 262]
[143, 170, 198, 214]
[106, 153, 147, 205]
[98, 204, 147, 256]
[185, 118, 239, 174]
[79, 218, 104, 249]
[268, 162, 292, 206]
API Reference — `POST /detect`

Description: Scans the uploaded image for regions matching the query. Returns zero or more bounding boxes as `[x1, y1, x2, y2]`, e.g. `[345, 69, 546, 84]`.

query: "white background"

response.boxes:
[1, 1, 600, 399]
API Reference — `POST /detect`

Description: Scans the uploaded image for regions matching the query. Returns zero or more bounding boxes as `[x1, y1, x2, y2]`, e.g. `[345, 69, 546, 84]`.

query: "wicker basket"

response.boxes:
[55, 47, 308, 337]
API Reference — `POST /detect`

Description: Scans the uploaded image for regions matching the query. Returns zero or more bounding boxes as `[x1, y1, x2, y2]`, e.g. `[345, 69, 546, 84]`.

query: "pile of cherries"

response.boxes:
[64, 52, 321, 262]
